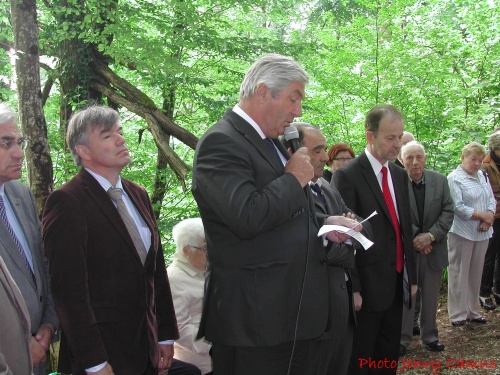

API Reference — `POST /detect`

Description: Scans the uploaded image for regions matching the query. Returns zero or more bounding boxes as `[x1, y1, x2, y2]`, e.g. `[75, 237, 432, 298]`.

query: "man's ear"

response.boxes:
[75, 144, 91, 161]
[366, 130, 374, 145]
[255, 83, 270, 102]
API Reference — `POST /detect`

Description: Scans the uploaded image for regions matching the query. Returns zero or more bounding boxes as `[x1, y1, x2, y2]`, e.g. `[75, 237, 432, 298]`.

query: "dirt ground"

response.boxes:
[397, 284, 500, 374]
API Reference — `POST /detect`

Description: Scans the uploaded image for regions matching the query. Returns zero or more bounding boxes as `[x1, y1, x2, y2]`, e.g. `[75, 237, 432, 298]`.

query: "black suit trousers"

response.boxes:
[349, 272, 403, 375]
[211, 339, 334, 375]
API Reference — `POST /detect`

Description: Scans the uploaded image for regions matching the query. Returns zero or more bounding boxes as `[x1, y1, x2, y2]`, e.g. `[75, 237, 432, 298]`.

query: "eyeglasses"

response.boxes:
[189, 245, 208, 253]
[0, 138, 28, 151]
[333, 157, 353, 162]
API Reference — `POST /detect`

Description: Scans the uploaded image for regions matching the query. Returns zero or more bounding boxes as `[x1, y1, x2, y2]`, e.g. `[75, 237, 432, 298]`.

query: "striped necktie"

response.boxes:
[0, 195, 36, 285]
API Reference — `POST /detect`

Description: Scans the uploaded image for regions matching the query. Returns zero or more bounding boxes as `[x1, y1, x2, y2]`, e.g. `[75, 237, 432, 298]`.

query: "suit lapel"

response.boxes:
[423, 171, 435, 224]
[226, 110, 286, 174]
[2, 185, 37, 289]
[359, 154, 392, 221]
[305, 186, 320, 228]
[390, 164, 407, 221]
[78, 170, 144, 266]
[315, 179, 334, 215]
[407, 179, 418, 224]
[122, 180, 156, 265]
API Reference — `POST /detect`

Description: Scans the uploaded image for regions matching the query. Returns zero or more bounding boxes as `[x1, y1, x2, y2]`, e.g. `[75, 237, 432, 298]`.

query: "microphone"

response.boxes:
[284, 126, 300, 154]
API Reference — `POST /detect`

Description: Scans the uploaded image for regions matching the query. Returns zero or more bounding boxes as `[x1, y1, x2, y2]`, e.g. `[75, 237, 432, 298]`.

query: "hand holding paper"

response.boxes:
[318, 211, 377, 250]
[323, 215, 362, 243]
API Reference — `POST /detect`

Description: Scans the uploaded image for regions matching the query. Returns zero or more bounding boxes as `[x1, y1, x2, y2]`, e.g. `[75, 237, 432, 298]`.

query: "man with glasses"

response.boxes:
[0, 103, 58, 375]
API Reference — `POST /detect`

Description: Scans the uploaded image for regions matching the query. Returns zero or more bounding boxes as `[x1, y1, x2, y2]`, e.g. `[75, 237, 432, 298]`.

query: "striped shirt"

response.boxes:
[447, 165, 496, 241]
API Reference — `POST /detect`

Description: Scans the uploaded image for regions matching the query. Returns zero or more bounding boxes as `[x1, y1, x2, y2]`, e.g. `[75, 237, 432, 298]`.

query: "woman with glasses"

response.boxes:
[323, 142, 355, 182]
[167, 218, 212, 375]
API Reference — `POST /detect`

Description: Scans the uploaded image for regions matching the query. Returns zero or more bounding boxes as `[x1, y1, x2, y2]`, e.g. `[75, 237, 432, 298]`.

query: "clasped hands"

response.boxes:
[413, 233, 432, 255]
[324, 213, 362, 243]
[30, 323, 56, 367]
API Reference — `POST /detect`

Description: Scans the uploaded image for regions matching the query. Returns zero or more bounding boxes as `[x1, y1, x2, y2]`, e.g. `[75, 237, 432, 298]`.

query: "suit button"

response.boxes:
[320, 259, 327, 265]
[341, 283, 347, 289]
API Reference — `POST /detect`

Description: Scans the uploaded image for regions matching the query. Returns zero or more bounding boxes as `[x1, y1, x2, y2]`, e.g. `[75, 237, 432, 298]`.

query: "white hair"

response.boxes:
[172, 218, 205, 255]
[0, 103, 17, 127]
[239, 53, 309, 100]
[401, 140, 425, 160]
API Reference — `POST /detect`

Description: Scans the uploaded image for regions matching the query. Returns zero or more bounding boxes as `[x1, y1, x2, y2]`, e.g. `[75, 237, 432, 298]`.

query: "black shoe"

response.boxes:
[469, 316, 487, 324]
[399, 344, 407, 357]
[479, 296, 496, 311]
[423, 340, 445, 352]
[413, 326, 421, 336]
[451, 320, 467, 327]
[494, 292, 500, 305]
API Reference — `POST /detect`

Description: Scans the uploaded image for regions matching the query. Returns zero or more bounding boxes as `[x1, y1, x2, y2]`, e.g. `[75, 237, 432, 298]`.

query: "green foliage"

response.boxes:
[4, 0, 500, 263]
[298, 0, 500, 175]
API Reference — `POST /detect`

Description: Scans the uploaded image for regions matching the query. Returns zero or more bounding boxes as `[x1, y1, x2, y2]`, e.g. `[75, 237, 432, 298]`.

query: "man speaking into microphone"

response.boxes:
[192, 53, 359, 375]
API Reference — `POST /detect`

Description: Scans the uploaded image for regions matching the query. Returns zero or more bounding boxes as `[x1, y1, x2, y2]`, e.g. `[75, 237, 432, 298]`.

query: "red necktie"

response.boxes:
[381, 166, 404, 273]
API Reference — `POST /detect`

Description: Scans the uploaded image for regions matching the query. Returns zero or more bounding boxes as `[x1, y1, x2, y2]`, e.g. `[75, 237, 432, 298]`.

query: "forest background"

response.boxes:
[2, 0, 500, 258]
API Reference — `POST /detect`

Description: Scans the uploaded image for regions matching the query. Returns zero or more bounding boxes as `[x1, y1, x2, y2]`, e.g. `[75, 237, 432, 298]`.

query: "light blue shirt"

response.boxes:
[448, 165, 496, 241]
[0, 184, 34, 271]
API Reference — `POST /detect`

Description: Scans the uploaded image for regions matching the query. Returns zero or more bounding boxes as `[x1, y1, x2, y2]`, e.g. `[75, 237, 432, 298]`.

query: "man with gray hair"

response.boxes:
[43, 105, 178, 375]
[394, 131, 415, 168]
[192, 54, 359, 374]
[0, 103, 58, 375]
[399, 141, 453, 354]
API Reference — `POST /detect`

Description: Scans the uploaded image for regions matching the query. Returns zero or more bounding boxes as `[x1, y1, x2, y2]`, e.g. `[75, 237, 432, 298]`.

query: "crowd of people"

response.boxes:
[0, 52, 498, 375]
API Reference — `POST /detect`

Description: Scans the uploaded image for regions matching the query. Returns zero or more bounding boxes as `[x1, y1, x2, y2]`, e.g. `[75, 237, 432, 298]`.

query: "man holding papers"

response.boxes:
[286, 123, 372, 375]
[332, 105, 417, 374]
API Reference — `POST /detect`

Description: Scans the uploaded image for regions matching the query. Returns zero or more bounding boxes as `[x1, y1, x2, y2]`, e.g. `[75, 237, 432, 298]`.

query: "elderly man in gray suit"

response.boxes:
[286, 123, 372, 375]
[399, 141, 454, 355]
[0, 104, 58, 374]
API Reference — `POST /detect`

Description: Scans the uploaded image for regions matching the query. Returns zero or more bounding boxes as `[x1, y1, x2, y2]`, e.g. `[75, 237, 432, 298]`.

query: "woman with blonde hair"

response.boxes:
[447, 142, 496, 326]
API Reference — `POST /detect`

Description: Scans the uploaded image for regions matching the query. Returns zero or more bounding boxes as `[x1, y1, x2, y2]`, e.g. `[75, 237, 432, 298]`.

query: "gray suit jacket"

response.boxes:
[0, 181, 58, 336]
[313, 178, 357, 330]
[408, 169, 454, 271]
[0, 255, 32, 375]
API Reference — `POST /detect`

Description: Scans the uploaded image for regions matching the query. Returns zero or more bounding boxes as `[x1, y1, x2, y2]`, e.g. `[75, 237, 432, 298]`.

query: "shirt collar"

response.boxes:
[85, 168, 123, 191]
[410, 175, 425, 185]
[364, 147, 389, 175]
[309, 179, 322, 188]
[172, 252, 205, 277]
[233, 104, 266, 139]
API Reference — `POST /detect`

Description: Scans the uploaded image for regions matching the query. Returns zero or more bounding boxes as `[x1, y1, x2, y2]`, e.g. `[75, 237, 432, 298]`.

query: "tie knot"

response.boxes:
[381, 166, 388, 176]
[310, 183, 322, 195]
[107, 187, 123, 202]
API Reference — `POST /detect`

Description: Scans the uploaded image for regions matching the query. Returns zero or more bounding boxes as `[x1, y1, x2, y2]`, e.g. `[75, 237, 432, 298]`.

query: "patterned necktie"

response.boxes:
[0, 195, 36, 284]
[381, 166, 404, 273]
[107, 188, 148, 265]
[310, 183, 327, 206]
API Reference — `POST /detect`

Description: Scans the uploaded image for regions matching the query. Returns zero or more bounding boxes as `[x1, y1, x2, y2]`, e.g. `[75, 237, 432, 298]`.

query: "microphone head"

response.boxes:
[284, 125, 299, 141]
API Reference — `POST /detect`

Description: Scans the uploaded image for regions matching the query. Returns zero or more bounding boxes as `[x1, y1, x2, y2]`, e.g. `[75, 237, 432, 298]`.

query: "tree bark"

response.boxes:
[9, 0, 53, 215]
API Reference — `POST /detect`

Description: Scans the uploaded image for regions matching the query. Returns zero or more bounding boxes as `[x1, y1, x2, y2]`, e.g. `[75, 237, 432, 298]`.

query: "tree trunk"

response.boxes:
[9, 0, 53, 215]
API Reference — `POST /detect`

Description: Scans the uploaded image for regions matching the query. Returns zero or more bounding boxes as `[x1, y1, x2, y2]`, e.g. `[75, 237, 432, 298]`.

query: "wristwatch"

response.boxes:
[429, 232, 435, 242]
